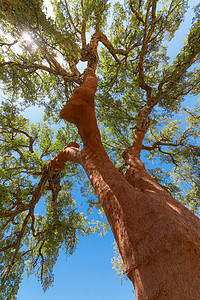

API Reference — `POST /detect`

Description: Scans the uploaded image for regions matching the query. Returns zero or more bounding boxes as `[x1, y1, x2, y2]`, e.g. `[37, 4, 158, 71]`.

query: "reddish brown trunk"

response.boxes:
[80, 147, 200, 299]
[51, 74, 200, 299]
[122, 144, 200, 299]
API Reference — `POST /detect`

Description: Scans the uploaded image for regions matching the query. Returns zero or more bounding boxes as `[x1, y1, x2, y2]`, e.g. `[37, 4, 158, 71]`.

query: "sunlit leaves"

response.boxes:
[111, 241, 127, 284]
[83, 0, 110, 29]
[143, 105, 200, 213]
[0, 0, 200, 294]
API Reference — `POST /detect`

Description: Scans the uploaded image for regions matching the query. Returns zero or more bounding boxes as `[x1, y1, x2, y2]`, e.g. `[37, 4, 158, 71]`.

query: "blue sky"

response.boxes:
[5, 0, 197, 299]
[17, 232, 135, 300]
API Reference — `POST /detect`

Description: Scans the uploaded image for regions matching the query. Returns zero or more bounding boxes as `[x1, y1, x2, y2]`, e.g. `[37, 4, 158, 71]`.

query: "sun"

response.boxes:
[22, 32, 33, 44]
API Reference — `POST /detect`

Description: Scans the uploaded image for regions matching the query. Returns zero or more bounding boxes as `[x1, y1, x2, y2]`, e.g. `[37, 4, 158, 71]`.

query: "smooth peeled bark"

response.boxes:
[51, 73, 200, 299]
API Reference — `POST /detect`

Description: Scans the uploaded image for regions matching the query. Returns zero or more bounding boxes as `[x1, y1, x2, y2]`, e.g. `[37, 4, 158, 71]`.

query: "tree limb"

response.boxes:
[64, 0, 81, 34]
[157, 146, 178, 166]
[138, 0, 154, 101]
[129, 1, 145, 25]
[30, 211, 59, 238]
[142, 127, 193, 151]
[98, 30, 127, 62]
[81, 20, 87, 50]
[0, 61, 59, 74]
[142, 140, 180, 151]
[0, 164, 49, 218]
[0, 40, 18, 47]
[10, 127, 34, 153]
[50, 142, 81, 170]
[1, 212, 31, 285]
[153, 20, 200, 106]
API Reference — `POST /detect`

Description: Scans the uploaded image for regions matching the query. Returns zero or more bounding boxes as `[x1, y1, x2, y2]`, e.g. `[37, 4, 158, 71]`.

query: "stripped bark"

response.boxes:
[51, 73, 200, 299]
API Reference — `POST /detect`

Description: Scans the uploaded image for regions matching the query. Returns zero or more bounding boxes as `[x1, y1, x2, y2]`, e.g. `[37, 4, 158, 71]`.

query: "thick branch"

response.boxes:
[38, 27, 81, 78]
[147, 0, 157, 40]
[81, 30, 127, 72]
[1, 58, 81, 86]
[30, 210, 38, 237]
[138, 46, 152, 100]
[59, 73, 102, 149]
[44, 51, 75, 78]
[81, 31, 100, 72]
[154, 20, 200, 106]
[123, 130, 147, 161]
[50, 142, 81, 170]
[81, 20, 87, 50]
[134, 106, 152, 132]
[79, 1, 87, 54]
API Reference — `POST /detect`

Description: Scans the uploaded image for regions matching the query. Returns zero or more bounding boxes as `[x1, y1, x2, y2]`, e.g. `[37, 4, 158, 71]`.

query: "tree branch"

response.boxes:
[59, 74, 101, 149]
[0, 164, 49, 218]
[0, 61, 59, 74]
[129, 1, 145, 25]
[134, 106, 152, 132]
[0, 40, 18, 47]
[0, 59, 81, 85]
[153, 20, 200, 106]
[64, 0, 81, 34]
[81, 20, 87, 50]
[142, 128, 194, 151]
[137, 0, 158, 102]
[98, 30, 127, 62]
[0, 241, 17, 252]
[10, 127, 34, 153]
[154, 59, 197, 106]
[80, 0, 87, 50]
[138, 31, 152, 98]
[1, 212, 31, 285]
[142, 140, 180, 151]
[50, 142, 81, 170]
[30, 211, 59, 237]
[32, 241, 45, 283]
[157, 146, 178, 166]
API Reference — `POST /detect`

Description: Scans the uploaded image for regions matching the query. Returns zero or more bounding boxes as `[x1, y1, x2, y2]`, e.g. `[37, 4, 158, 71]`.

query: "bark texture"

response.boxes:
[51, 74, 200, 299]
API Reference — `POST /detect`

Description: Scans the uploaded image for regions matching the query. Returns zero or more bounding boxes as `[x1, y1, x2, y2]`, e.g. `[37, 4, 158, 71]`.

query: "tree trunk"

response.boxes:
[51, 73, 200, 299]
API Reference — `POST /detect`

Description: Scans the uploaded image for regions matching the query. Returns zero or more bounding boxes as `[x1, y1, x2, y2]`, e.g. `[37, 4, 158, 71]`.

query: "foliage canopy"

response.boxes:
[0, 0, 200, 297]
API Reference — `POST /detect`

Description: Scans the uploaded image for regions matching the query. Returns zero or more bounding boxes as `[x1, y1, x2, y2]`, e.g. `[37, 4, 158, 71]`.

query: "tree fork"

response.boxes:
[51, 73, 200, 299]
